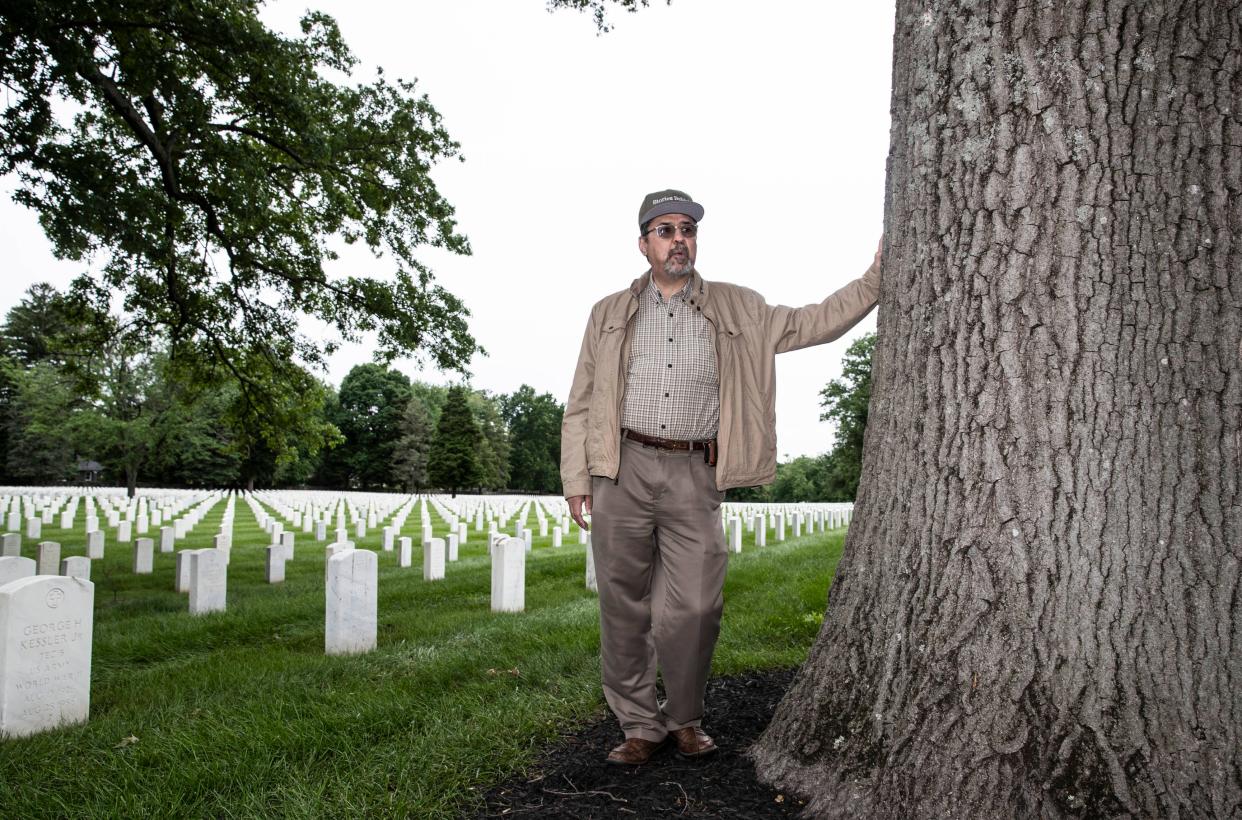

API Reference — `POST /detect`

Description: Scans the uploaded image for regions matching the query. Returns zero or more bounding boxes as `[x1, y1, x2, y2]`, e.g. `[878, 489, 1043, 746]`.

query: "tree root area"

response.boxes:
[475, 667, 806, 818]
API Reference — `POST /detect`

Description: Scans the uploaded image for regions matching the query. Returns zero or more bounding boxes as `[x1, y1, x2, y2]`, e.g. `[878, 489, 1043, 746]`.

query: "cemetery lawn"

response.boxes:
[0, 501, 846, 818]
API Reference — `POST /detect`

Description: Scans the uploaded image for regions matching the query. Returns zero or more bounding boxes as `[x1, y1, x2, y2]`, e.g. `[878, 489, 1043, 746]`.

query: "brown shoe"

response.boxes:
[670, 726, 718, 758]
[606, 736, 667, 766]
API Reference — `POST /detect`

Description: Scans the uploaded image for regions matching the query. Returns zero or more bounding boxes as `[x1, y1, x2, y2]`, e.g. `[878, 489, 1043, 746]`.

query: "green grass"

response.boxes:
[0, 497, 846, 817]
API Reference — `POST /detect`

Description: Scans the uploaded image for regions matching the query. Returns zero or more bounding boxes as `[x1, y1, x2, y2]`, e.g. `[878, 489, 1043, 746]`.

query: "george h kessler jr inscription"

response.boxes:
[0, 575, 94, 738]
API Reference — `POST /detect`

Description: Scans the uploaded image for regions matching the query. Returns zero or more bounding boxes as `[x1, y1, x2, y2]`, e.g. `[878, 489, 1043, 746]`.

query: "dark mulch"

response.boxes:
[473, 667, 807, 818]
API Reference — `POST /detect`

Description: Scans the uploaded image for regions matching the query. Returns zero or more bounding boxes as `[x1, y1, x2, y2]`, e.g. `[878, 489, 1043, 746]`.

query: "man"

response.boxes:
[561, 189, 881, 765]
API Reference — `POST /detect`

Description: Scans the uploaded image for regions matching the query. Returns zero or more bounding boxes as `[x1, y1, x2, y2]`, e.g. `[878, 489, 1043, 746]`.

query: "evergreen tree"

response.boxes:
[427, 385, 481, 497]
[468, 390, 511, 491]
[391, 397, 434, 492]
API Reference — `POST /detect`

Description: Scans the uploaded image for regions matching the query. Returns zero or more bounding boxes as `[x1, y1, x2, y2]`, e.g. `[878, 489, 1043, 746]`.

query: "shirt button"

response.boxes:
[668, 337, 673, 342]
[660, 424, 666, 430]
[667, 363, 672, 368]
[668, 312, 673, 317]
[664, 393, 669, 398]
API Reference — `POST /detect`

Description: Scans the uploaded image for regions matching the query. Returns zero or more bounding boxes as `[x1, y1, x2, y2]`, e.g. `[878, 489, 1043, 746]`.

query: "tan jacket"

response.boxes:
[560, 262, 880, 496]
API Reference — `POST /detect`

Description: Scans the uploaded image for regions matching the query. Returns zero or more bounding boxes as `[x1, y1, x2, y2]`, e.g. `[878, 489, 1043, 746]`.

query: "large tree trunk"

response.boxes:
[751, 2, 1240, 817]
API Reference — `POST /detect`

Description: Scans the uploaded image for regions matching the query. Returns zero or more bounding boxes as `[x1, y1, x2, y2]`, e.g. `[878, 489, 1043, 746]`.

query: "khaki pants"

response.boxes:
[590, 437, 728, 741]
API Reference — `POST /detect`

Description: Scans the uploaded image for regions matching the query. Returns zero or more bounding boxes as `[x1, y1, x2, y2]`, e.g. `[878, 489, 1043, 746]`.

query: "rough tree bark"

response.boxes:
[751, 2, 1240, 817]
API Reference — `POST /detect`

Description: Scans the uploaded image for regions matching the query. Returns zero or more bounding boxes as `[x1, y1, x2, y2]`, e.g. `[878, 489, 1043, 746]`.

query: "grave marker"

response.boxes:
[585, 533, 597, 593]
[36, 542, 60, 576]
[133, 538, 154, 574]
[86, 531, 104, 559]
[490, 536, 525, 613]
[325, 550, 377, 656]
[424, 538, 445, 581]
[0, 557, 35, 588]
[265, 545, 285, 584]
[60, 557, 90, 580]
[0, 575, 94, 738]
[189, 550, 227, 614]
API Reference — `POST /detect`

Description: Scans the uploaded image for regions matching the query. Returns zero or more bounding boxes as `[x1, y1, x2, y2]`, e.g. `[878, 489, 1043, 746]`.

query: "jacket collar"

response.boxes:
[628, 268, 709, 303]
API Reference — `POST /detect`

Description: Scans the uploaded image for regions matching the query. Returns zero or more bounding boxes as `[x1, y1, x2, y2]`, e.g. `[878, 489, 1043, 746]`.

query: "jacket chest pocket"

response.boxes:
[591, 321, 628, 419]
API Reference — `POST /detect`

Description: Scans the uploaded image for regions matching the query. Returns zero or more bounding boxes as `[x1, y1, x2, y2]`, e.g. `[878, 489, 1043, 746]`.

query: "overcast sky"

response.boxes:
[0, 0, 896, 460]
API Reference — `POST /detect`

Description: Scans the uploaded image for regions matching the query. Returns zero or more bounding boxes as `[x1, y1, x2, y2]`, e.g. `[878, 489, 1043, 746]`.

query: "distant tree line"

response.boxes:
[0, 284, 563, 496]
[727, 333, 875, 504]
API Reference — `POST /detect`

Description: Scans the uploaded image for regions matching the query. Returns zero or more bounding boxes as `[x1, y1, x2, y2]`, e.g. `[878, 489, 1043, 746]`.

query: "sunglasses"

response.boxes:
[644, 223, 698, 240]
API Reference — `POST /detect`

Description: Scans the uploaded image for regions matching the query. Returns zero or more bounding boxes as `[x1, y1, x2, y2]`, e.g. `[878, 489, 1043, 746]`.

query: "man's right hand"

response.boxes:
[568, 494, 592, 531]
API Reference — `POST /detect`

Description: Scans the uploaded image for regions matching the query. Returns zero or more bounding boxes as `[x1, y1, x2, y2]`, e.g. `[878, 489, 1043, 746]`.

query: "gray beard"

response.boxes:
[663, 259, 694, 278]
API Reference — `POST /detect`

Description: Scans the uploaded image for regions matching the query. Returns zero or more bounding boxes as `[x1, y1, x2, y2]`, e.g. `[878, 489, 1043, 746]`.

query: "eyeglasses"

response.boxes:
[643, 223, 698, 240]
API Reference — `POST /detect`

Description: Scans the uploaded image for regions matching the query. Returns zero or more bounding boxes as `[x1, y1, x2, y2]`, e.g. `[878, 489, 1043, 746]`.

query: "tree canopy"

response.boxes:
[0, 0, 479, 393]
[502, 384, 563, 494]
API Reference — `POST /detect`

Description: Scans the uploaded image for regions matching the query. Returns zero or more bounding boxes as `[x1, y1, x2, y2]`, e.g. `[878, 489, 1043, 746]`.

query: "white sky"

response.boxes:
[0, 0, 895, 460]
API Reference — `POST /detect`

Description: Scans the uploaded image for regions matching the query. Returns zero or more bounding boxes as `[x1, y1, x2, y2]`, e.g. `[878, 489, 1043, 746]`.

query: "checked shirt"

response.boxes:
[619, 275, 720, 441]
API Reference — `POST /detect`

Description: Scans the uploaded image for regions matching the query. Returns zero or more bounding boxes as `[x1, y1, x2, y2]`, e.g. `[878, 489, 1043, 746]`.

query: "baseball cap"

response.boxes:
[638, 189, 704, 228]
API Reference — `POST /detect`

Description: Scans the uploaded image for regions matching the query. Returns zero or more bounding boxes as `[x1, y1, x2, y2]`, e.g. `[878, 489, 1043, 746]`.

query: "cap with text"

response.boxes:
[638, 189, 705, 228]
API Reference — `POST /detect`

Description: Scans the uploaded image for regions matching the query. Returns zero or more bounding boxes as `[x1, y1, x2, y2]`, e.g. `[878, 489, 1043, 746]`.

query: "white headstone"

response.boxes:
[523, 529, 532, 552]
[424, 537, 445, 581]
[0, 557, 35, 587]
[489, 536, 525, 613]
[189, 549, 227, 614]
[1, 534, 19, 558]
[175, 549, 207, 594]
[382, 527, 395, 552]
[585, 533, 597, 593]
[457, 522, 467, 544]
[60, 557, 91, 580]
[325, 549, 377, 656]
[316, 521, 327, 541]
[25, 519, 40, 539]
[117, 520, 132, 543]
[86, 530, 104, 559]
[324, 541, 354, 582]
[58, 512, 72, 530]
[281, 531, 295, 560]
[159, 527, 175, 553]
[36, 542, 60, 576]
[354, 521, 366, 539]
[776, 513, 786, 542]
[133, 538, 154, 574]
[4, 513, 17, 532]
[398, 536, 412, 568]
[729, 518, 742, 553]
[135, 514, 148, 534]
[578, 525, 589, 545]
[0, 575, 94, 737]
[446, 533, 459, 562]
[753, 514, 766, 547]
[793, 514, 802, 538]
[265, 545, 285, 584]
[552, 526, 562, 547]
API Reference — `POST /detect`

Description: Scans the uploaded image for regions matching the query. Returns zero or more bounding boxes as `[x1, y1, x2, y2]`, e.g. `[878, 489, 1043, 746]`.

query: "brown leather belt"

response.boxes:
[622, 428, 712, 452]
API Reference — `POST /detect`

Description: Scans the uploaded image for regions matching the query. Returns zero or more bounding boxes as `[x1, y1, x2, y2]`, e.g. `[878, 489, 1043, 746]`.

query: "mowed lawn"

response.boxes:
[0, 496, 847, 817]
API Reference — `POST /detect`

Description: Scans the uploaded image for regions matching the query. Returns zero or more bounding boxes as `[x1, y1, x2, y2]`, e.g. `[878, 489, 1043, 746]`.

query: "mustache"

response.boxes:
[667, 243, 688, 258]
